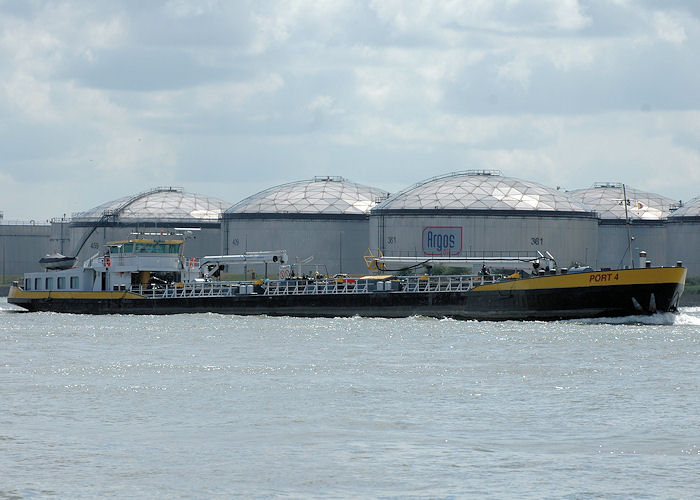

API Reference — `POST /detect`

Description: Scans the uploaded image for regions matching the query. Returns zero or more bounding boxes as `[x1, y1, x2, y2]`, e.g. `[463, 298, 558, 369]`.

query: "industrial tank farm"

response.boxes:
[568, 183, 679, 270]
[67, 187, 230, 263]
[221, 176, 389, 275]
[667, 196, 700, 275]
[3, 173, 698, 288]
[369, 170, 598, 270]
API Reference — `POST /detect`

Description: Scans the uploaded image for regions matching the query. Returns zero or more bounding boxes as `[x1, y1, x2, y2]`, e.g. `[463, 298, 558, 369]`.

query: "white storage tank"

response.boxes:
[666, 196, 700, 276]
[221, 176, 388, 275]
[0, 218, 51, 277]
[369, 170, 598, 270]
[569, 183, 679, 270]
[68, 187, 230, 263]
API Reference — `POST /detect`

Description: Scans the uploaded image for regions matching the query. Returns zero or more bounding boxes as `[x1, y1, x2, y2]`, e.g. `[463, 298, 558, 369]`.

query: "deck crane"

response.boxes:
[198, 251, 288, 279]
[364, 249, 557, 274]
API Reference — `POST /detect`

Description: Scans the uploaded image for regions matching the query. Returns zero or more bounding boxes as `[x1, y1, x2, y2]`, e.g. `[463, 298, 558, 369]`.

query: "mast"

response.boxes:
[622, 184, 633, 268]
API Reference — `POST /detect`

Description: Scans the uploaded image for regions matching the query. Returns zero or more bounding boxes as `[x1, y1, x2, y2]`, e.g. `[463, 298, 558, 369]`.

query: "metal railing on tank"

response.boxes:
[127, 273, 505, 299]
[399, 274, 503, 293]
[130, 281, 239, 299]
[264, 279, 371, 296]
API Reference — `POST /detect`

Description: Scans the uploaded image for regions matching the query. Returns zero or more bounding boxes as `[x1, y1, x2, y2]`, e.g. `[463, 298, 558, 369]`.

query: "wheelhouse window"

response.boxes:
[57, 277, 66, 289]
[70, 276, 79, 289]
[34, 277, 40, 289]
[45, 277, 53, 290]
[25, 278, 31, 290]
[134, 242, 180, 254]
[107, 243, 135, 254]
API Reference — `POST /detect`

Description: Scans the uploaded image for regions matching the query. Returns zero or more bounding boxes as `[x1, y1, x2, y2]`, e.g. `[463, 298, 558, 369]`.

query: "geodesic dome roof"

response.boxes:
[373, 170, 590, 213]
[225, 176, 389, 216]
[72, 187, 230, 221]
[569, 183, 678, 220]
[669, 196, 700, 218]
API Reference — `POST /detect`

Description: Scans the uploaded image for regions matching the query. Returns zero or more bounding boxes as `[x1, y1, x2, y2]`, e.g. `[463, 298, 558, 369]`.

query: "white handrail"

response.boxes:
[127, 274, 505, 299]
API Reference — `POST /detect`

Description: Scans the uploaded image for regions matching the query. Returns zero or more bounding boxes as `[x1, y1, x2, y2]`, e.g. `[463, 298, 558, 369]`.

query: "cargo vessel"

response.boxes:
[8, 236, 686, 320]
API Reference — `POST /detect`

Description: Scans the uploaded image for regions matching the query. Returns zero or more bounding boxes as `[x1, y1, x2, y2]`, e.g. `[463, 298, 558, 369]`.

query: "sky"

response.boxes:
[1, 0, 699, 221]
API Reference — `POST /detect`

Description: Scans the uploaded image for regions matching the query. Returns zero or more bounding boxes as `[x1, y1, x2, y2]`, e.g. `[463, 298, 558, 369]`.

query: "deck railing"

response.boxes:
[132, 281, 238, 299]
[127, 274, 505, 300]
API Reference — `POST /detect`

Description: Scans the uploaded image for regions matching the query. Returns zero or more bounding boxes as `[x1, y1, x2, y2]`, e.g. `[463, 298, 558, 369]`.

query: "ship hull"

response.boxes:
[8, 268, 686, 321]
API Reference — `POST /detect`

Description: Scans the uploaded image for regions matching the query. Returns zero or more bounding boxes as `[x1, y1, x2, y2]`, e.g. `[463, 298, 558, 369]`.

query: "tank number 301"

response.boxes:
[530, 237, 543, 246]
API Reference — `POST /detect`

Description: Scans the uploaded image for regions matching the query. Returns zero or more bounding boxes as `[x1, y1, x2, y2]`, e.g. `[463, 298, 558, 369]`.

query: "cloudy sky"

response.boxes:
[1, 0, 699, 221]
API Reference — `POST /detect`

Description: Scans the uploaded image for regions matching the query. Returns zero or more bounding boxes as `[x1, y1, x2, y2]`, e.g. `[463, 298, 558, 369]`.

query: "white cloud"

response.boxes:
[249, 0, 350, 54]
[92, 131, 177, 180]
[522, 111, 700, 194]
[306, 95, 342, 115]
[544, 42, 595, 72]
[166, 0, 221, 18]
[653, 11, 687, 45]
[552, 0, 591, 31]
[368, 0, 592, 36]
[193, 74, 285, 111]
[497, 58, 533, 88]
[82, 17, 124, 50]
[309, 109, 700, 200]
[3, 72, 55, 121]
[0, 0, 698, 220]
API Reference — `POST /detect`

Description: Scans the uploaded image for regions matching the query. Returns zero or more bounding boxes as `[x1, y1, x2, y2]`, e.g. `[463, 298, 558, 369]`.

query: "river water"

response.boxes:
[1, 298, 698, 499]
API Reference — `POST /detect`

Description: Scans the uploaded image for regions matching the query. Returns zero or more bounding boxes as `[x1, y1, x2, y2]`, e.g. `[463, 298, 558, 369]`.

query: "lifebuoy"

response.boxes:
[104, 256, 111, 267]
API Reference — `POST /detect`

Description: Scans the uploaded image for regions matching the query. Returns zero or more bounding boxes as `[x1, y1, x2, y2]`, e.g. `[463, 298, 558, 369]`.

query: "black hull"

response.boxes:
[9, 281, 683, 321]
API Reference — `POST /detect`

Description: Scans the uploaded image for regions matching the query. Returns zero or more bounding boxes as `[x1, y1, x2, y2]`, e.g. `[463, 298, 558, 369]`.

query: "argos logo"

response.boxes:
[422, 226, 462, 256]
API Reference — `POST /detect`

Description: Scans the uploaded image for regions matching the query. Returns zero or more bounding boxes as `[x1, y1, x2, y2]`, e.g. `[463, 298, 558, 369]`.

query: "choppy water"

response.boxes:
[1, 298, 698, 499]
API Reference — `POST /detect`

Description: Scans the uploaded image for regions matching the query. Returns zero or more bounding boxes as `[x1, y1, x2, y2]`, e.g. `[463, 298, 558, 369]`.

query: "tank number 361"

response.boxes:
[530, 237, 543, 246]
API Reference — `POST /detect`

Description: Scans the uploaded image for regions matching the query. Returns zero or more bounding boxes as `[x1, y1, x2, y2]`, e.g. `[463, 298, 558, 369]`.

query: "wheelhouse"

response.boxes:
[20, 238, 190, 293]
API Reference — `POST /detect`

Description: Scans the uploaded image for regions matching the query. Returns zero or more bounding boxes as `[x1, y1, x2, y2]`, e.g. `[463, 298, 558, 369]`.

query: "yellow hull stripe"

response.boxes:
[9, 289, 145, 300]
[473, 267, 686, 292]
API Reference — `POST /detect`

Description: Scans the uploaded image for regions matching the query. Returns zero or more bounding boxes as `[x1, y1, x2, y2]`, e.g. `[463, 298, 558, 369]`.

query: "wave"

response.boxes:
[674, 309, 700, 325]
[570, 313, 674, 326]
[0, 298, 23, 312]
[569, 309, 700, 326]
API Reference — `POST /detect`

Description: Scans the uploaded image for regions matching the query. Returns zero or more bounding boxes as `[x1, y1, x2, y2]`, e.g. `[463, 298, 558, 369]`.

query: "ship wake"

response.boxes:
[568, 308, 700, 326]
